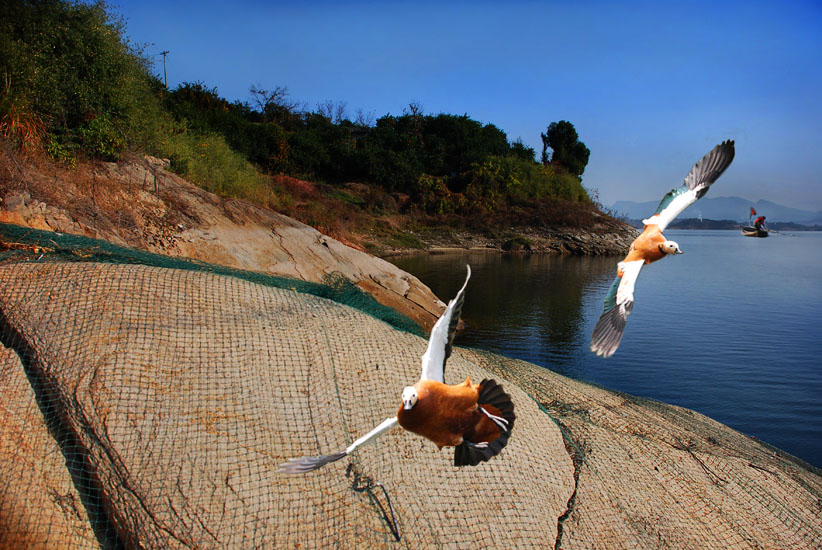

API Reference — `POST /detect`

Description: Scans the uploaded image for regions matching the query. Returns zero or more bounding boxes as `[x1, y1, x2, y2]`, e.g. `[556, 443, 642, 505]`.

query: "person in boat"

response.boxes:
[753, 215, 767, 231]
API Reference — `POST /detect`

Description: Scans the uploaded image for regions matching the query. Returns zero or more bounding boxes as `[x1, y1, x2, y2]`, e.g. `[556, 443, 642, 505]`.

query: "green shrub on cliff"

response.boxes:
[425, 155, 591, 215]
[161, 131, 265, 199]
[0, 0, 271, 204]
[0, 0, 159, 158]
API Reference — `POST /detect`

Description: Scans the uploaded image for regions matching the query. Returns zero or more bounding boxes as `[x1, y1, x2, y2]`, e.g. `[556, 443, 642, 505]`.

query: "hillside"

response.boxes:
[0, 152, 636, 331]
[1, 0, 640, 285]
[0, 153, 448, 330]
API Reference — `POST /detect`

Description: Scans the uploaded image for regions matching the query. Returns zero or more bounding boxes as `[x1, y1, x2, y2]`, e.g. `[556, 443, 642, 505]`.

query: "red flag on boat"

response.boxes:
[750, 207, 756, 216]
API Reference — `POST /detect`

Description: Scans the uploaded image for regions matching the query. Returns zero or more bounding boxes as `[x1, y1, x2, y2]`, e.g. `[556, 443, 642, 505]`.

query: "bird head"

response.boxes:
[401, 386, 418, 410]
[660, 240, 683, 255]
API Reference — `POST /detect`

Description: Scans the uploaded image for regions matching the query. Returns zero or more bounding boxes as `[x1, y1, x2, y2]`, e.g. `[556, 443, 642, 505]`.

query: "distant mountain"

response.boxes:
[610, 196, 822, 224]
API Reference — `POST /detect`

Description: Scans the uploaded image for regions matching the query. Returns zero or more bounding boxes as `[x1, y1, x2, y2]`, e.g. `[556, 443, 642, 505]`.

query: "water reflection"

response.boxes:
[390, 251, 615, 375]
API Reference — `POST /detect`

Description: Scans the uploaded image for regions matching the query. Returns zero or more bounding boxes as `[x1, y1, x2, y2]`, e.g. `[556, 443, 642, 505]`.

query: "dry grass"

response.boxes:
[0, 104, 45, 155]
[0, 76, 46, 156]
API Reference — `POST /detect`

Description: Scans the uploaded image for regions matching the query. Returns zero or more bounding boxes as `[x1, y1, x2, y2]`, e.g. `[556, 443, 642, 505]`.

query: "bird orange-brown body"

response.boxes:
[397, 377, 502, 449]
[624, 224, 666, 265]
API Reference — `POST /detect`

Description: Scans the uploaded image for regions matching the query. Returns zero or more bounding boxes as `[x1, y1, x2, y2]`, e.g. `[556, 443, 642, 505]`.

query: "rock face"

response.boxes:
[394, 224, 638, 257]
[0, 159, 445, 330]
[1, 261, 820, 549]
[0, 346, 99, 549]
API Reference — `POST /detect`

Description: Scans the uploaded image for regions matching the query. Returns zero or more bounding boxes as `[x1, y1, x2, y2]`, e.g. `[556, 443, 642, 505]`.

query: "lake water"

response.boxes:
[389, 230, 822, 468]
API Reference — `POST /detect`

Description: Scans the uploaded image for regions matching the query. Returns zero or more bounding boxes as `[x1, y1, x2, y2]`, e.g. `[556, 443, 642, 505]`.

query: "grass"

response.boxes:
[383, 231, 427, 250]
[501, 236, 533, 251]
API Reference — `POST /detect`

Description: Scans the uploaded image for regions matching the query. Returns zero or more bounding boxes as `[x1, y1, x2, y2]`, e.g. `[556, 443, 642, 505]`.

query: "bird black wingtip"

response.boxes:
[718, 139, 735, 158]
[477, 379, 516, 429]
[454, 431, 512, 467]
[452, 379, 516, 467]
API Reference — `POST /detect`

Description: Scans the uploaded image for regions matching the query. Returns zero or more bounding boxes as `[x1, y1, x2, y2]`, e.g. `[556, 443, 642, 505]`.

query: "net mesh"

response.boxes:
[1, 222, 820, 549]
[465, 349, 822, 549]
[0, 222, 423, 337]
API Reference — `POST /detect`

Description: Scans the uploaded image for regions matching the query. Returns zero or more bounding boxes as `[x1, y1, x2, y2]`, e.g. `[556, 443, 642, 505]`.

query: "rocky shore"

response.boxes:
[378, 224, 637, 257]
[0, 156, 636, 330]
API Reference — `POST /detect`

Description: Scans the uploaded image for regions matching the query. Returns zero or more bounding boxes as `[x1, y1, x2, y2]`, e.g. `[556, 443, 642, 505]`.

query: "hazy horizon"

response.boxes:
[113, 0, 822, 211]
[611, 194, 822, 213]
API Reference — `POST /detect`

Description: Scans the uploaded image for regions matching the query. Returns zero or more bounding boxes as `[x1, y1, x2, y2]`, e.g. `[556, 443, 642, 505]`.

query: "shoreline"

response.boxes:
[374, 224, 639, 258]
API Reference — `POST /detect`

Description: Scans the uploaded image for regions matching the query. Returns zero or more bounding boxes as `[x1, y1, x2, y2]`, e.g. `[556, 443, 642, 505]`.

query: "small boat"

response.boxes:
[743, 210, 769, 237]
[741, 226, 768, 238]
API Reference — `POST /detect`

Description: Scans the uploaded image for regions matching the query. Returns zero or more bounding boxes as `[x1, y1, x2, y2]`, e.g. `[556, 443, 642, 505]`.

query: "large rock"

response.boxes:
[1, 157, 445, 331]
[0, 262, 573, 548]
[0, 261, 819, 549]
[466, 350, 822, 549]
[0, 346, 98, 549]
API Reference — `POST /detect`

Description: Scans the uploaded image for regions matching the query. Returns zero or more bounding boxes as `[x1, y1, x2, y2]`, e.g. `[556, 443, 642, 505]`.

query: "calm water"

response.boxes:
[390, 230, 822, 468]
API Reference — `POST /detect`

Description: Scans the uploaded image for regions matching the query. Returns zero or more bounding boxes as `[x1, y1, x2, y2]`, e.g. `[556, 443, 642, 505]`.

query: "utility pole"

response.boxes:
[160, 50, 169, 88]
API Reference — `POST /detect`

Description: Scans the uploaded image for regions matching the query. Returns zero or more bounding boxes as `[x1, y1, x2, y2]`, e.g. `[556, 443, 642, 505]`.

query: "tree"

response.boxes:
[316, 99, 348, 124]
[249, 84, 301, 126]
[541, 120, 590, 178]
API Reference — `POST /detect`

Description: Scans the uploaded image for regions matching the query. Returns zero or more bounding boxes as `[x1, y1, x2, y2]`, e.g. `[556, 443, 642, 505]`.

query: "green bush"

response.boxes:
[164, 82, 291, 174]
[0, 0, 162, 159]
[411, 174, 464, 214]
[461, 156, 590, 212]
[77, 113, 124, 160]
[160, 131, 263, 199]
[45, 133, 77, 167]
[501, 236, 533, 251]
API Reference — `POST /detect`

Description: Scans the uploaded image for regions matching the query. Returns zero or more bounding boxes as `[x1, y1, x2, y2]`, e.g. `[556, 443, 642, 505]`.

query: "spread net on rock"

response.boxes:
[1, 222, 820, 548]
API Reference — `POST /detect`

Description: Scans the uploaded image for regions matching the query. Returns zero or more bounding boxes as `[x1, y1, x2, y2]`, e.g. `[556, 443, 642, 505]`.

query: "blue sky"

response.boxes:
[111, 0, 822, 211]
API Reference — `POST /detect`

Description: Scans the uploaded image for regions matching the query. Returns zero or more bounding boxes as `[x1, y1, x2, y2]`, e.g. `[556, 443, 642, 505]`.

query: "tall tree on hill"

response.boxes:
[541, 120, 590, 178]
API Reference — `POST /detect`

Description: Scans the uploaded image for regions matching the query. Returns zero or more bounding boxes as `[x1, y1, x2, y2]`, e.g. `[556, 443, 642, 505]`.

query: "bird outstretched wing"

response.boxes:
[279, 417, 399, 474]
[590, 260, 644, 358]
[419, 265, 471, 382]
[642, 140, 735, 232]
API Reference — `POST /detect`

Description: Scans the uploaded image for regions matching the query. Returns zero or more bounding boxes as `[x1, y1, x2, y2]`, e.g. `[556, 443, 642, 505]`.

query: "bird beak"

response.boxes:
[403, 402, 413, 410]
[676, 249, 683, 254]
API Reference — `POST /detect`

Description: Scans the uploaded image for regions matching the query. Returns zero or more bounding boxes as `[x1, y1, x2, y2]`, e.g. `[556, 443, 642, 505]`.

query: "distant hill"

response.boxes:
[621, 218, 739, 230]
[622, 218, 821, 231]
[611, 196, 822, 224]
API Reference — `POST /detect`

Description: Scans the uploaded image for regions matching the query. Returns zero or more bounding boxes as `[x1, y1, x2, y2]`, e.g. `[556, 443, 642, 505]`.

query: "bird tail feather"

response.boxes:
[454, 379, 515, 467]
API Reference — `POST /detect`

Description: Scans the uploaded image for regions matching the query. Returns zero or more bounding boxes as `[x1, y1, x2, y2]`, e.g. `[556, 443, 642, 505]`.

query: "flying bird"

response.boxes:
[280, 265, 515, 473]
[590, 140, 736, 358]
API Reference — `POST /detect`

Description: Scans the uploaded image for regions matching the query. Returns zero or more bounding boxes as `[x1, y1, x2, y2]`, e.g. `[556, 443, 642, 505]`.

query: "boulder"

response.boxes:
[0, 261, 819, 549]
[0, 346, 98, 549]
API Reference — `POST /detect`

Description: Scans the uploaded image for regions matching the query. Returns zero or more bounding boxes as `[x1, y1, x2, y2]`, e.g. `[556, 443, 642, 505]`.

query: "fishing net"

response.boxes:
[0, 223, 422, 337]
[465, 350, 822, 549]
[1, 222, 820, 549]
